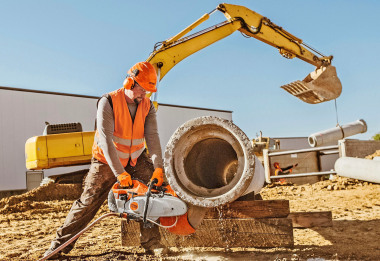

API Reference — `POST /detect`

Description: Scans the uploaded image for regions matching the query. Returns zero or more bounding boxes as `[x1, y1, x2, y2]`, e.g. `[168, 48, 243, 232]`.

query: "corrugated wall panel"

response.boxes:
[0, 89, 98, 191]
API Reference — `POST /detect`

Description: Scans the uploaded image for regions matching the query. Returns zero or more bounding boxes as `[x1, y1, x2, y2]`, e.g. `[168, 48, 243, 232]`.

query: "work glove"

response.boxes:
[150, 168, 164, 187]
[117, 171, 133, 187]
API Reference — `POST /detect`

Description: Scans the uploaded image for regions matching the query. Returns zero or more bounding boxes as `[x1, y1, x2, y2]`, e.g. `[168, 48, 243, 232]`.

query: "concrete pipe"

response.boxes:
[308, 119, 367, 147]
[164, 116, 256, 207]
[335, 157, 380, 184]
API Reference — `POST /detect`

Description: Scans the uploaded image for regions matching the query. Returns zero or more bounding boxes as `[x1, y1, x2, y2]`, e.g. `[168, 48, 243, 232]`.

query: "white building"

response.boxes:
[0, 86, 232, 193]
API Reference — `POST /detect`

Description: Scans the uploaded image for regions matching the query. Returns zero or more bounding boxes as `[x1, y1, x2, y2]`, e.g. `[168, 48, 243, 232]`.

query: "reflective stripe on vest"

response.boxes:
[112, 136, 145, 146]
[92, 88, 151, 166]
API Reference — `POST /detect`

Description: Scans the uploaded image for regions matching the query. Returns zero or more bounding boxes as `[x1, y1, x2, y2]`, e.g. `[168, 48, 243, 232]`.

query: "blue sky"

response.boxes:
[1, 0, 379, 140]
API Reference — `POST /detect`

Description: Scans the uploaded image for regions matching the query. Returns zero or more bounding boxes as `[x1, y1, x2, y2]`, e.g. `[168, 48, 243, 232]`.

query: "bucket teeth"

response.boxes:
[281, 81, 325, 104]
[281, 66, 342, 104]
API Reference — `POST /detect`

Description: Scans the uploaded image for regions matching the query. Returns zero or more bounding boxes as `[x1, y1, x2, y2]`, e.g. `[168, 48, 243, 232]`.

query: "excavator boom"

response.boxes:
[147, 3, 342, 104]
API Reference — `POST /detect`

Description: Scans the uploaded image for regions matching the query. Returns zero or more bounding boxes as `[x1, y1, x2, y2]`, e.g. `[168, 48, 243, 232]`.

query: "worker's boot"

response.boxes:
[140, 221, 170, 256]
[144, 243, 171, 256]
[42, 247, 62, 260]
[154, 246, 171, 256]
[43, 241, 74, 259]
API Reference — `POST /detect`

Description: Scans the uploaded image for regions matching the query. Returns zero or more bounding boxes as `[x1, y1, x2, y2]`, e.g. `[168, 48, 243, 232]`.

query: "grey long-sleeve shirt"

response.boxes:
[96, 96, 163, 177]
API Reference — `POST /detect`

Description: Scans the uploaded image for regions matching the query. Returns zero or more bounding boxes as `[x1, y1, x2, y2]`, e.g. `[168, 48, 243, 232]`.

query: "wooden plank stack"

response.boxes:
[121, 199, 294, 248]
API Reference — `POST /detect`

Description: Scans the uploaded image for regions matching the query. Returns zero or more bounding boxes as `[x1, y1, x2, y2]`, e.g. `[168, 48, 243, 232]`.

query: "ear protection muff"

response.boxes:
[123, 69, 140, 90]
[123, 77, 134, 90]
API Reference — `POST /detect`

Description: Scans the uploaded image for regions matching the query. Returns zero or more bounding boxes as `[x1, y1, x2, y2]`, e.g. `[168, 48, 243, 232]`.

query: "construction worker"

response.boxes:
[273, 162, 298, 183]
[43, 62, 168, 258]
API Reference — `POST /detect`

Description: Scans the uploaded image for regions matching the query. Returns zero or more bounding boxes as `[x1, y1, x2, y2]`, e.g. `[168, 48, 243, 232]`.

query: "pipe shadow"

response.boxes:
[291, 219, 380, 260]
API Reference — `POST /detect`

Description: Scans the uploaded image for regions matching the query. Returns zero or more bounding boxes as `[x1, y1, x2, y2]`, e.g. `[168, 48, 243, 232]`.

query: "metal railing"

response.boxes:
[263, 145, 339, 183]
[271, 170, 336, 179]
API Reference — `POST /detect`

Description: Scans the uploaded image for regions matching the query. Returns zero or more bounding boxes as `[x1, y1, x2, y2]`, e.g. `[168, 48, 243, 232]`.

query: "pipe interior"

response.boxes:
[184, 138, 238, 189]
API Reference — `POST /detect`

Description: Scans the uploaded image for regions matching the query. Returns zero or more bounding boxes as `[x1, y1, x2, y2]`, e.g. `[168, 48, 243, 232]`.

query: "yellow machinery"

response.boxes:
[25, 3, 342, 170]
[148, 3, 342, 104]
[25, 123, 95, 170]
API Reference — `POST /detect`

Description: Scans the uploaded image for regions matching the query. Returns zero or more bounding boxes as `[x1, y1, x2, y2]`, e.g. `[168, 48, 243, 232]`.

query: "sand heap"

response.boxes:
[262, 176, 375, 199]
[0, 182, 82, 214]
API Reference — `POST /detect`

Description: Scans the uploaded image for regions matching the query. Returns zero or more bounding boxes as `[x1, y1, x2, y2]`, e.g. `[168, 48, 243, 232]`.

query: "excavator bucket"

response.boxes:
[281, 66, 342, 104]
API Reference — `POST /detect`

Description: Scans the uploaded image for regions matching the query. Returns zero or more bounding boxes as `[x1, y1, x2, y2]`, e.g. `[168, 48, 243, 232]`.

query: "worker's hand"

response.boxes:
[117, 172, 133, 187]
[293, 163, 298, 168]
[150, 168, 164, 187]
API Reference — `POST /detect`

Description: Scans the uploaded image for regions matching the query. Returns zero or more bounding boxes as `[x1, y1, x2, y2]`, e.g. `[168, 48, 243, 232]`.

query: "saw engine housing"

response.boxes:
[110, 180, 187, 221]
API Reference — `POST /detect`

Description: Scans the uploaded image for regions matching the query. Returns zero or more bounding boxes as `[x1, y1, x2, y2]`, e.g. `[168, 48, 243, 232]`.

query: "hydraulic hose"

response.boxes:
[38, 212, 127, 261]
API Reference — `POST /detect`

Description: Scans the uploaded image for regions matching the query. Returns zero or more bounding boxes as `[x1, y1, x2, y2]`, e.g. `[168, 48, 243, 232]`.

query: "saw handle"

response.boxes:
[142, 178, 158, 224]
[150, 178, 158, 186]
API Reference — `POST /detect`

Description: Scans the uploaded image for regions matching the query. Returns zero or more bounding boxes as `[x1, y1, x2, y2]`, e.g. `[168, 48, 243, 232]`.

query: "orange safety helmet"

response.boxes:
[273, 162, 280, 168]
[123, 62, 157, 92]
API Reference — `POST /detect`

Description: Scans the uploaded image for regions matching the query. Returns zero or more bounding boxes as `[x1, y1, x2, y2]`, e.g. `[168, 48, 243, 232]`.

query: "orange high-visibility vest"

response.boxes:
[92, 88, 151, 167]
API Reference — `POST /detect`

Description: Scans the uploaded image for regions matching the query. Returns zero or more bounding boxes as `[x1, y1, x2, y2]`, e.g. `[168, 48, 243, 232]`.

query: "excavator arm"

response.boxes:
[147, 3, 342, 104]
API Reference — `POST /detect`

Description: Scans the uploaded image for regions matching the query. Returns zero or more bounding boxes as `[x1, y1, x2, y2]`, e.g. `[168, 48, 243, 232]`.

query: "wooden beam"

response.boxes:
[288, 211, 333, 228]
[204, 200, 290, 219]
[121, 218, 294, 248]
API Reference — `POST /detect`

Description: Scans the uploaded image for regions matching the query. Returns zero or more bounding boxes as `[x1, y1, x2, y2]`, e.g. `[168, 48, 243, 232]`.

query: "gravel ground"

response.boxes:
[0, 176, 379, 261]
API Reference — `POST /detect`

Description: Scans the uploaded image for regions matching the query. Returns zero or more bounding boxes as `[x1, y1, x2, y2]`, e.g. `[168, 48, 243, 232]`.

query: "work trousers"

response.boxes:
[50, 151, 161, 252]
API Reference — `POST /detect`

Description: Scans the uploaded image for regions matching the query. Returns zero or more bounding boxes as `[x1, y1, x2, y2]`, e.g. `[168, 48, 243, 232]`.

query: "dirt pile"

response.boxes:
[315, 176, 374, 191]
[0, 182, 82, 214]
[262, 176, 376, 199]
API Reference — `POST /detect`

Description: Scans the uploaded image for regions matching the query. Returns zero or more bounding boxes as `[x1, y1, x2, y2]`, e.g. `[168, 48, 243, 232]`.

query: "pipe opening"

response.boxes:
[184, 138, 238, 189]
[308, 136, 316, 147]
[165, 116, 256, 207]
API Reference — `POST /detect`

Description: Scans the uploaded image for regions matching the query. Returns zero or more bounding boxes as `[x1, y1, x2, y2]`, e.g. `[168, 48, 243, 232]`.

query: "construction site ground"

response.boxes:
[0, 176, 379, 261]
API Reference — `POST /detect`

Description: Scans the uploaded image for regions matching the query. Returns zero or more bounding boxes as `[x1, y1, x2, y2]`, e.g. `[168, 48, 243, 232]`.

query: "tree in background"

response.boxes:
[372, 133, 380, 141]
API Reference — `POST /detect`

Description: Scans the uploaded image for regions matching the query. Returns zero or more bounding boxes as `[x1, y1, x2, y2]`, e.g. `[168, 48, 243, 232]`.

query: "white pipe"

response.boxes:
[243, 155, 265, 195]
[164, 116, 259, 207]
[334, 157, 380, 183]
[308, 119, 367, 147]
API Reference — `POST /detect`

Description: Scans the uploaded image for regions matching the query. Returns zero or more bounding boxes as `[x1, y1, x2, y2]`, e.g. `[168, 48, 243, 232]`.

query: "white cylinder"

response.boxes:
[335, 157, 380, 183]
[164, 116, 262, 207]
[243, 155, 265, 195]
[308, 119, 367, 147]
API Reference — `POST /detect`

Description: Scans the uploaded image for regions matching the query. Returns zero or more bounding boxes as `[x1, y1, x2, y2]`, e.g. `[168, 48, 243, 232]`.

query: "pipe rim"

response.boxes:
[164, 116, 255, 207]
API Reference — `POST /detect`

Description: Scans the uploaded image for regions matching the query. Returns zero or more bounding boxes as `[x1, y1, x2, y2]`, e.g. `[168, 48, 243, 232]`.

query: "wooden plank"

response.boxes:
[204, 200, 290, 219]
[288, 211, 333, 228]
[121, 218, 294, 248]
[121, 220, 140, 246]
